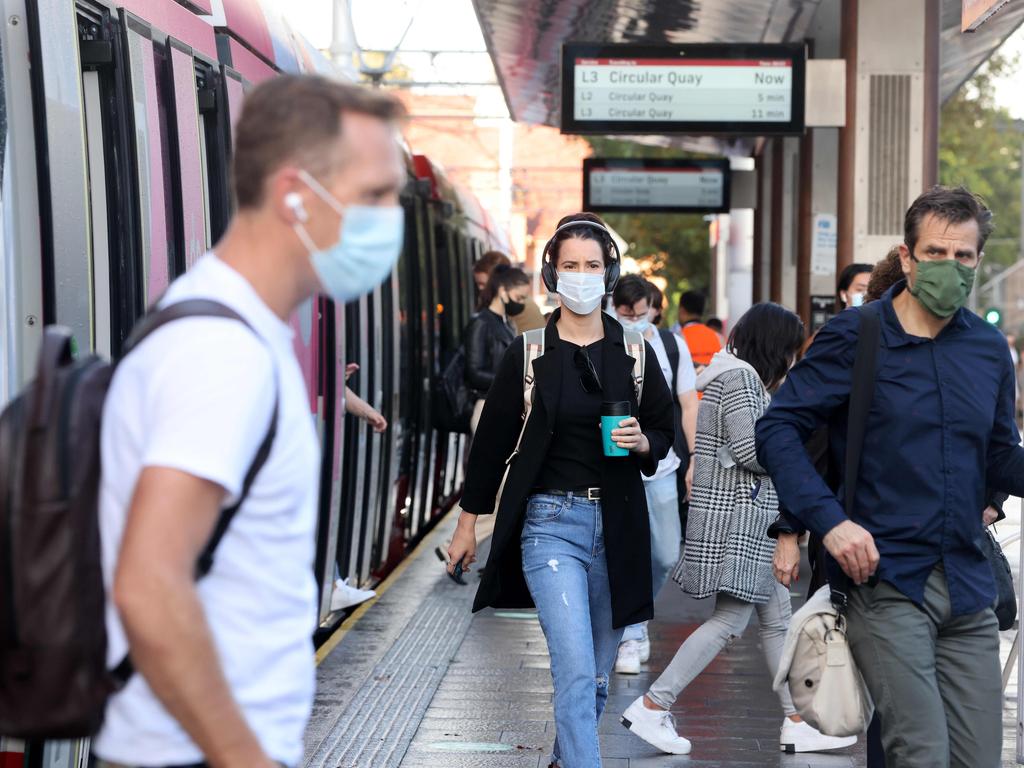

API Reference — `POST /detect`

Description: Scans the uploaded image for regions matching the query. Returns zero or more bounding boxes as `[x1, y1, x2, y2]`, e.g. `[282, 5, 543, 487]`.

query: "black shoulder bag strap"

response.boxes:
[658, 328, 680, 391]
[111, 300, 279, 686]
[828, 305, 881, 611]
[658, 328, 689, 461]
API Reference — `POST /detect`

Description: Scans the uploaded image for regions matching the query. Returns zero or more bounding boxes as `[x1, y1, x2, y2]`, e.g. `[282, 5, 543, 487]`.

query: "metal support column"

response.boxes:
[752, 152, 764, 304]
[797, 132, 814, 328]
[837, 0, 857, 274]
[770, 139, 784, 304]
[922, 0, 940, 191]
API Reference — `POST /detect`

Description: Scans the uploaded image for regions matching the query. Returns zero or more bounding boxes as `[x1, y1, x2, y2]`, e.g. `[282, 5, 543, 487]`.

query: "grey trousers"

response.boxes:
[846, 565, 1002, 768]
[647, 580, 797, 715]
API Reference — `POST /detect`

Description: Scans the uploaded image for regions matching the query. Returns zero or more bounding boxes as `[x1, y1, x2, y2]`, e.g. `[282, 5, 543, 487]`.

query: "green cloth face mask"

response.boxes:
[909, 259, 976, 318]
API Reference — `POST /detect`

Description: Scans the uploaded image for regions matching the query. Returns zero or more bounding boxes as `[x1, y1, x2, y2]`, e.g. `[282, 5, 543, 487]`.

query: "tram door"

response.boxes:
[338, 298, 369, 583]
[373, 269, 403, 575]
[406, 193, 432, 538]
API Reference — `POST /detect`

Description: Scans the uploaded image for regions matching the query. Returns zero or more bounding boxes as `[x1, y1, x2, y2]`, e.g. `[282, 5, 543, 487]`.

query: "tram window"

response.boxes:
[168, 39, 208, 270]
[124, 17, 175, 303]
[81, 69, 112, 358]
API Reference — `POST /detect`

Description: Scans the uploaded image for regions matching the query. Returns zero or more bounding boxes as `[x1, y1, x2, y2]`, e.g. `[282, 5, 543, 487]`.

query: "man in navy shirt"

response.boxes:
[757, 186, 1021, 768]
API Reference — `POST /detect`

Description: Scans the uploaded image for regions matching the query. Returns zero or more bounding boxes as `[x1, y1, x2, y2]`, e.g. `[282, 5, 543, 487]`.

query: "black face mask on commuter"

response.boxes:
[504, 298, 526, 317]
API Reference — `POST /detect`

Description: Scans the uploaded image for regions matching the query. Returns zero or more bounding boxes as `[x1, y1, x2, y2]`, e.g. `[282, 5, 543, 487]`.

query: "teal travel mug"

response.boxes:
[601, 401, 631, 457]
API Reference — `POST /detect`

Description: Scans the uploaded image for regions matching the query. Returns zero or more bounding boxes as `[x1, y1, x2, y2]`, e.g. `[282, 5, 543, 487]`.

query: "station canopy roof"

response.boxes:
[471, 0, 1024, 155]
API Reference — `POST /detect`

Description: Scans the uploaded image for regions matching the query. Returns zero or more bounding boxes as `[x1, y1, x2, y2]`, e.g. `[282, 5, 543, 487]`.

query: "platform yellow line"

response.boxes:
[315, 507, 459, 665]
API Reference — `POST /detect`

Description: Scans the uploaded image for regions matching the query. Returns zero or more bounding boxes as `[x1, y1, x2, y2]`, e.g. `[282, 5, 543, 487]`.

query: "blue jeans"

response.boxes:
[521, 493, 623, 768]
[621, 474, 680, 644]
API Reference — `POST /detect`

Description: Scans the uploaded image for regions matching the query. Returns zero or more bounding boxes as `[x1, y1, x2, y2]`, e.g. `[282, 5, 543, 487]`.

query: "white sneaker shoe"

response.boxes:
[621, 696, 692, 755]
[330, 578, 376, 612]
[637, 625, 651, 663]
[615, 640, 641, 674]
[637, 637, 651, 663]
[779, 718, 858, 753]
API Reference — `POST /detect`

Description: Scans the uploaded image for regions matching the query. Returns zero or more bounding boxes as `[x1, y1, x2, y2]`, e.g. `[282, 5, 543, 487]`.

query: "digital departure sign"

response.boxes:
[562, 42, 806, 136]
[583, 158, 731, 214]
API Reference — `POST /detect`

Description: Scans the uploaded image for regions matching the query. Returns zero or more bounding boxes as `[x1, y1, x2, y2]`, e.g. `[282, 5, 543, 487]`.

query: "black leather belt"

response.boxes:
[534, 487, 601, 500]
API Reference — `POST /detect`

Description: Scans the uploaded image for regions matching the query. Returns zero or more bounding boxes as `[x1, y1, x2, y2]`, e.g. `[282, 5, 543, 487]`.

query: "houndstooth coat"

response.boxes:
[673, 355, 778, 603]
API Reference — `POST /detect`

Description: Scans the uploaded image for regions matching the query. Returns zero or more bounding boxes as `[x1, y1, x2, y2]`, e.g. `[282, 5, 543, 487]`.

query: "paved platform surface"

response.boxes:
[305, 503, 1023, 767]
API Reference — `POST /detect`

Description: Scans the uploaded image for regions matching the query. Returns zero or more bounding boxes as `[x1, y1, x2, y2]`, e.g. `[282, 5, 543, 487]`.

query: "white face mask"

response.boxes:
[557, 272, 605, 316]
[617, 314, 650, 334]
[849, 292, 865, 308]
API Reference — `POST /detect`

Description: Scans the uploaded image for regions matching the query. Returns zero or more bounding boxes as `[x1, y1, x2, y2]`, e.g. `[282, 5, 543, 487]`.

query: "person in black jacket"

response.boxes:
[465, 265, 530, 432]
[447, 213, 675, 768]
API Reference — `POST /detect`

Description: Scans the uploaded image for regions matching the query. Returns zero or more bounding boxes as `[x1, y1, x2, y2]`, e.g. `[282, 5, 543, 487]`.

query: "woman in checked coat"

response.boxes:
[620, 303, 858, 757]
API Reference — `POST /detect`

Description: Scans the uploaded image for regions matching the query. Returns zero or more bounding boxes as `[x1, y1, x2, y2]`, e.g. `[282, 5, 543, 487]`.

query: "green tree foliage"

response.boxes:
[939, 53, 1022, 270]
[584, 137, 713, 322]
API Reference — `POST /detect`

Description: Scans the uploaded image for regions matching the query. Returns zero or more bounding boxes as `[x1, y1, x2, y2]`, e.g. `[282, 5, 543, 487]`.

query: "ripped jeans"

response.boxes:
[522, 493, 623, 768]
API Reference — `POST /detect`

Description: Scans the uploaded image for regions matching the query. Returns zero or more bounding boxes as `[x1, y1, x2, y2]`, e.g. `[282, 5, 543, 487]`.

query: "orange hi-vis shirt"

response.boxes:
[680, 322, 722, 369]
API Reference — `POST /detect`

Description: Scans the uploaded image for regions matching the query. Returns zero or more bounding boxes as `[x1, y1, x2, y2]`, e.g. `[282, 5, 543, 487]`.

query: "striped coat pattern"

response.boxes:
[673, 364, 778, 603]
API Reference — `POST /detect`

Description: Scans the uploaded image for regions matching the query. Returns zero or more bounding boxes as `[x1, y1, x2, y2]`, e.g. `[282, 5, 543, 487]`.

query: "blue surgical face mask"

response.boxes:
[617, 314, 650, 334]
[849, 292, 865, 308]
[293, 169, 404, 303]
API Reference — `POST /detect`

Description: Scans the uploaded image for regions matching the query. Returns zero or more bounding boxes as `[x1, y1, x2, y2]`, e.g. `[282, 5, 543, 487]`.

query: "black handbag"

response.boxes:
[979, 526, 1016, 631]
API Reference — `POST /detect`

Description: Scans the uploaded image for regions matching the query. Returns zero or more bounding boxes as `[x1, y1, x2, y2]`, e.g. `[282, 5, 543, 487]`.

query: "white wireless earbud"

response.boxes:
[285, 192, 308, 223]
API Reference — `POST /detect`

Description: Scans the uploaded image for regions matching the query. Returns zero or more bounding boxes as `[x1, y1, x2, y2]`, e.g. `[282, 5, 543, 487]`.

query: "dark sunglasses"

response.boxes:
[573, 346, 602, 394]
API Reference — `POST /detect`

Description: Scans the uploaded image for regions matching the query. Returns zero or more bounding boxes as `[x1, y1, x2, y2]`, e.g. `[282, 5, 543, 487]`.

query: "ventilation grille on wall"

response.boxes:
[868, 74, 911, 236]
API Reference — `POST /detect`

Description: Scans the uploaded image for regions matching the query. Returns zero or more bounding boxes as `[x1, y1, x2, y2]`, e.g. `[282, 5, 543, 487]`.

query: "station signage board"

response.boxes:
[962, 0, 1011, 31]
[562, 42, 806, 136]
[583, 158, 731, 214]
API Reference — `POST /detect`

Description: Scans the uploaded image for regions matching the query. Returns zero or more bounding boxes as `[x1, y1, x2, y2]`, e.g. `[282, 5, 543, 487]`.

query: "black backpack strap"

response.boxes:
[121, 299, 251, 357]
[110, 299, 279, 687]
[195, 394, 278, 578]
[829, 305, 881, 610]
[658, 328, 680, 392]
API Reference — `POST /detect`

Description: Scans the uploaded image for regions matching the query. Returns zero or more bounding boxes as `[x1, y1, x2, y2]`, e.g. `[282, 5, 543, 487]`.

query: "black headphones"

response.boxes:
[540, 219, 621, 293]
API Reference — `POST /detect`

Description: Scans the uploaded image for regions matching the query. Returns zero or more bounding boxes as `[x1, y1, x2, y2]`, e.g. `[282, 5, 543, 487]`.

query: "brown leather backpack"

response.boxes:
[0, 300, 276, 739]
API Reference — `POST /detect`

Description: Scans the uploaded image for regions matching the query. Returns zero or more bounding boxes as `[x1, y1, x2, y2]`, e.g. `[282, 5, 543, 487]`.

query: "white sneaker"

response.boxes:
[637, 625, 651, 663]
[615, 640, 641, 674]
[637, 636, 651, 663]
[779, 718, 858, 753]
[621, 696, 692, 755]
[330, 578, 376, 612]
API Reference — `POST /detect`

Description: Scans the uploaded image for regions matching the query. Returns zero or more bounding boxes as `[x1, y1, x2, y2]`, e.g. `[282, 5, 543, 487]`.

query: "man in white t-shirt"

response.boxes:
[94, 76, 406, 768]
[610, 276, 698, 675]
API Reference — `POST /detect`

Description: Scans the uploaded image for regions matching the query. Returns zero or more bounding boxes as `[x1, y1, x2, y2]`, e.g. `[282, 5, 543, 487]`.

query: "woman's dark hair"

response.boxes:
[480, 264, 530, 309]
[866, 245, 905, 302]
[548, 212, 615, 269]
[727, 303, 805, 391]
[474, 250, 511, 276]
[837, 263, 873, 294]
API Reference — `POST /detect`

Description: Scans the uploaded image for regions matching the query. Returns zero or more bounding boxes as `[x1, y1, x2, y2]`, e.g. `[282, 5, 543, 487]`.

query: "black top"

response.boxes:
[535, 338, 605, 490]
[464, 308, 516, 396]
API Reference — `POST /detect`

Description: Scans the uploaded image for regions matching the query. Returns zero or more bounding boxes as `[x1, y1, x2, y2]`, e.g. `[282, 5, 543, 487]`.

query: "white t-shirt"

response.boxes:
[645, 328, 697, 482]
[94, 255, 320, 767]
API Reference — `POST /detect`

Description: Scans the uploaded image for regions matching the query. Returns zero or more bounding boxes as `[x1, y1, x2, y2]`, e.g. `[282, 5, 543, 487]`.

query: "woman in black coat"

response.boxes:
[447, 213, 675, 768]
[464, 265, 531, 432]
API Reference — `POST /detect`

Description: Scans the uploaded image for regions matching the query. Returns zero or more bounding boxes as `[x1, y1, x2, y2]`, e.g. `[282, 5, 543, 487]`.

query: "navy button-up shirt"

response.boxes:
[756, 282, 1024, 616]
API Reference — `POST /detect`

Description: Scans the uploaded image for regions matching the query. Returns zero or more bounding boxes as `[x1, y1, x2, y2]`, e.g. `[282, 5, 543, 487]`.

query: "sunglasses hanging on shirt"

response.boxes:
[574, 346, 603, 394]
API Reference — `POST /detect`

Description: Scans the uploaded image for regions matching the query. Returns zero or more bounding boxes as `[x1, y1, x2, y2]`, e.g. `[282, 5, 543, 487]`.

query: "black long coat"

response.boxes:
[461, 310, 676, 629]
